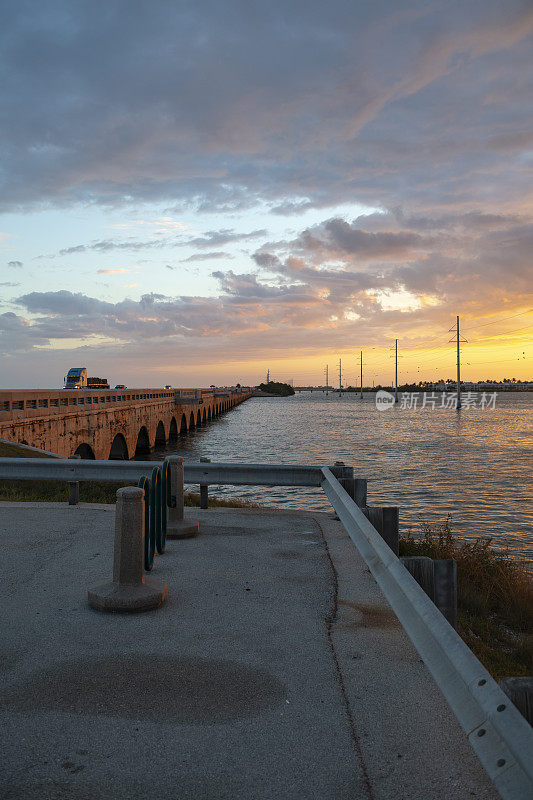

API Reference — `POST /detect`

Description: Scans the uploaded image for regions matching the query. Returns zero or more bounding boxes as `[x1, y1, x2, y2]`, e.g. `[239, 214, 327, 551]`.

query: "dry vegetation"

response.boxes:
[400, 518, 533, 678]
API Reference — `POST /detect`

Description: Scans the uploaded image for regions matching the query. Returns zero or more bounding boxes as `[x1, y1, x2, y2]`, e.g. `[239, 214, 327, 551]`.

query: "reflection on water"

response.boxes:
[151, 392, 532, 565]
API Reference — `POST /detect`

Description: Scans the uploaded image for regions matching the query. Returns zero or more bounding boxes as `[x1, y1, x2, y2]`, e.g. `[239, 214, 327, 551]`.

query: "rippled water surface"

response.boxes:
[152, 392, 532, 565]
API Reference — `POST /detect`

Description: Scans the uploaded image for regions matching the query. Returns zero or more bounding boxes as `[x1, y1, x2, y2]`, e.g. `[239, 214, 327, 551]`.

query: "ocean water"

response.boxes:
[151, 391, 532, 566]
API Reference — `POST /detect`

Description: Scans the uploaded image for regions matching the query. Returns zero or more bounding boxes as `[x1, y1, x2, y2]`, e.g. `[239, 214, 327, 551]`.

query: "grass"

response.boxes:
[399, 517, 533, 678]
[0, 440, 57, 458]
[0, 441, 258, 508]
[0, 478, 259, 508]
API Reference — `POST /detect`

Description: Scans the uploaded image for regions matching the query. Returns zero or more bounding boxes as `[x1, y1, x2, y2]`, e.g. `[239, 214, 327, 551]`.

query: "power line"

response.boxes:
[462, 309, 532, 330]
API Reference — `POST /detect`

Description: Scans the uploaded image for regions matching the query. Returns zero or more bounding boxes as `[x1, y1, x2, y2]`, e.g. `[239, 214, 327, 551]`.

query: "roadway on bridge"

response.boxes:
[0, 504, 497, 799]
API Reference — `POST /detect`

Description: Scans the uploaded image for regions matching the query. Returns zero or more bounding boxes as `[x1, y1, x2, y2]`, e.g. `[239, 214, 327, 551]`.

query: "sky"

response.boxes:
[0, 0, 532, 389]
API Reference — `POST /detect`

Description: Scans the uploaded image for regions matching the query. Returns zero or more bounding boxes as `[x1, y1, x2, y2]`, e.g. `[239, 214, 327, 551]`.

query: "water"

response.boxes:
[151, 392, 533, 566]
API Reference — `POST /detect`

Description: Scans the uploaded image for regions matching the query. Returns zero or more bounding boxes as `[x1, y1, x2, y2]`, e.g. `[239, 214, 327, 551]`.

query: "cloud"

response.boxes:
[185, 230, 268, 249]
[181, 251, 232, 262]
[0, 282, 20, 287]
[58, 239, 170, 256]
[1, 1, 532, 380]
[1, 1, 531, 216]
[7, 261, 23, 268]
[96, 268, 128, 274]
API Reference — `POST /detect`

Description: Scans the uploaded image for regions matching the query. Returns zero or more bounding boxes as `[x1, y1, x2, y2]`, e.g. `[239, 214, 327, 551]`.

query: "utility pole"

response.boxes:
[360, 351, 363, 399]
[324, 364, 329, 395]
[456, 315, 461, 410]
[448, 316, 467, 410]
[338, 358, 342, 397]
[395, 339, 398, 403]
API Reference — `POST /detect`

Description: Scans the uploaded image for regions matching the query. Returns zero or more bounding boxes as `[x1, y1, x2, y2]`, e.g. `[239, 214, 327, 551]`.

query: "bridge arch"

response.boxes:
[180, 414, 188, 434]
[135, 425, 151, 456]
[155, 420, 166, 446]
[202, 408, 206, 424]
[109, 433, 129, 461]
[74, 442, 95, 460]
[189, 412, 195, 430]
[207, 407, 212, 421]
[169, 416, 178, 441]
[196, 410, 201, 427]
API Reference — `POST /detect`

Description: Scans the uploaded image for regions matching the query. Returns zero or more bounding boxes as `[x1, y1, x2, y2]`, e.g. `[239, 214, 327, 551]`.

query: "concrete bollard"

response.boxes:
[364, 506, 399, 556]
[400, 556, 457, 628]
[68, 454, 80, 505]
[498, 678, 533, 726]
[88, 487, 167, 612]
[199, 457, 210, 509]
[166, 455, 199, 539]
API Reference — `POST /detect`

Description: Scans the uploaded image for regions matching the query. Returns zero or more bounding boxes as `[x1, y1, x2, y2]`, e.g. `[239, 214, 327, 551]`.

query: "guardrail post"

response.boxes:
[68, 455, 80, 505]
[363, 506, 399, 555]
[200, 457, 210, 509]
[401, 556, 435, 599]
[166, 455, 199, 539]
[434, 558, 457, 629]
[330, 462, 367, 507]
[400, 556, 457, 628]
[498, 678, 533, 726]
[88, 486, 167, 612]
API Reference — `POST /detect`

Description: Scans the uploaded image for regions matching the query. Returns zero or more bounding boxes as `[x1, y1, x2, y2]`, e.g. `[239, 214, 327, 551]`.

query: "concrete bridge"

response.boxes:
[0, 387, 251, 460]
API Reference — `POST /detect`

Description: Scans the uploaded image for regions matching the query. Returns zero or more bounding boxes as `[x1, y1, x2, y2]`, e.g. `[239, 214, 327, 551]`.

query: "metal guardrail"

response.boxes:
[0, 455, 531, 797]
[320, 467, 533, 800]
[0, 458, 325, 487]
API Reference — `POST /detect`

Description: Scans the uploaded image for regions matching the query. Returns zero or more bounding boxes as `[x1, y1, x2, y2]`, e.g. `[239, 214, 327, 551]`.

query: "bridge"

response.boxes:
[0, 386, 251, 460]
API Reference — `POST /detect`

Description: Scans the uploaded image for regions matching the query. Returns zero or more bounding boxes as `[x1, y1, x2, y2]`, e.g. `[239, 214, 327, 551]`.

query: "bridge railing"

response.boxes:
[0, 456, 531, 799]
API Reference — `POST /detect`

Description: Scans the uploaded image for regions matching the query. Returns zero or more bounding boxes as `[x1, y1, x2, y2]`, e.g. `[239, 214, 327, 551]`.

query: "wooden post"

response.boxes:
[400, 556, 457, 629]
[364, 506, 399, 556]
[498, 678, 533, 726]
[433, 559, 457, 629]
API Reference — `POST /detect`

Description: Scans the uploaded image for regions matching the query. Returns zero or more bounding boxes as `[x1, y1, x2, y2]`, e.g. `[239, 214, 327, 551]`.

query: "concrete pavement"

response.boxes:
[0, 503, 499, 799]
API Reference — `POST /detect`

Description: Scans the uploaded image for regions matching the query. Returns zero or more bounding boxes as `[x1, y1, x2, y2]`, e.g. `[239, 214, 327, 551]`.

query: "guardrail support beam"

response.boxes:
[400, 556, 457, 629]
[498, 678, 533, 726]
[88, 486, 166, 612]
[166, 455, 199, 539]
[68, 454, 80, 505]
[200, 457, 210, 509]
[364, 506, 399, 555]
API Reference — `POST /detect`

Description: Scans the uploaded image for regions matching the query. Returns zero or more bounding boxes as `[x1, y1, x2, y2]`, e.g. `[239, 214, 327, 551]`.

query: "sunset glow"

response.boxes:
[1, 1, 532, 388]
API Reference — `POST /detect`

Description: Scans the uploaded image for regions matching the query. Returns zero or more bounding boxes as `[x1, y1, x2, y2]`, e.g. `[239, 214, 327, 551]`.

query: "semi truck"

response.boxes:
[64, 368, 110, 389]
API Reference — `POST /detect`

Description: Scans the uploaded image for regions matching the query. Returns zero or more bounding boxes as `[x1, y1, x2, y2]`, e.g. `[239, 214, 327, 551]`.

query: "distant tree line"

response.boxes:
[258, 381, 295, 396]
